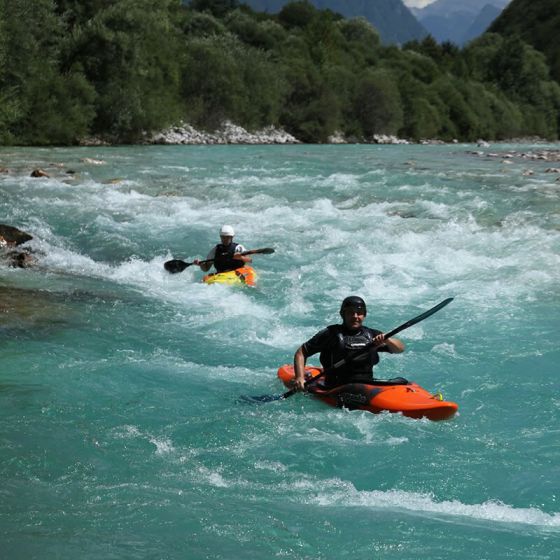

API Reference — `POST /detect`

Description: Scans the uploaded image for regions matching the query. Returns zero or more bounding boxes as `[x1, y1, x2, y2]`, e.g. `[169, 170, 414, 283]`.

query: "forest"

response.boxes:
[0, 0, 558, 144]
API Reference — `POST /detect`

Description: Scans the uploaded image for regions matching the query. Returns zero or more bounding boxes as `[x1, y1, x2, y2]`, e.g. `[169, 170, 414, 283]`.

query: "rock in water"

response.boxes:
[0, 224, 33, 246]
[0, 224, 35, 268]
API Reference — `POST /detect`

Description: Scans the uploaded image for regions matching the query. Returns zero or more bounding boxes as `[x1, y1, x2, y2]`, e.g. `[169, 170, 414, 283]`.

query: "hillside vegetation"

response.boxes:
[0, 0, 558, 145]
[489, 0, 560, 83]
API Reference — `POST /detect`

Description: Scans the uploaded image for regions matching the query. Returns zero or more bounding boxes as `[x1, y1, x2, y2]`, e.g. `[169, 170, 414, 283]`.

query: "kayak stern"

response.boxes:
[277, 365, 458, 421]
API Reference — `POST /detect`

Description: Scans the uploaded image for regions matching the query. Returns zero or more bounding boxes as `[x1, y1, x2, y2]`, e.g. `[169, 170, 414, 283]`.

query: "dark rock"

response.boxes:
[0, 224, 33, 246]
[0, 225, 36, 268]
[5, 249, 36, 268]
[30, 168, 49, 178]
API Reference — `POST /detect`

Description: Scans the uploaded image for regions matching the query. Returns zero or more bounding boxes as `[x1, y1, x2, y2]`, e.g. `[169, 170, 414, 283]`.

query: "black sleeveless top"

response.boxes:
[213, 242, 243, 273]
[302, 324, 389, 387]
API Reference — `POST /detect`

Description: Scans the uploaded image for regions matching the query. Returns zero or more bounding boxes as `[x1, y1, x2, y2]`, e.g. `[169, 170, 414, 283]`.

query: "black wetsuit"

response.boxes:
[213, 242, 243, 273]
[302, 324, 390, 388]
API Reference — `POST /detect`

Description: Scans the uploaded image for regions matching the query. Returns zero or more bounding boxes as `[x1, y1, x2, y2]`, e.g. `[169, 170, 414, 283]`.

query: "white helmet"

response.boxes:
[220, 225, 235, 237]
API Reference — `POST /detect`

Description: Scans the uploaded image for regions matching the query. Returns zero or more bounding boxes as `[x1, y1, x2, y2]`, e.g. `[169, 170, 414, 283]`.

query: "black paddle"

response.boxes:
[242, 297, 454, 404]
[164, 247, 275, 274]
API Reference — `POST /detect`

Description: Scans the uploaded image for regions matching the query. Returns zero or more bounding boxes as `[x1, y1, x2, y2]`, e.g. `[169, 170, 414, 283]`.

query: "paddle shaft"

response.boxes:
[164, 247, 274, 273]
[281, 297, 454, 399]
[193, 247, 271, 267]
[202, 247, 269, 265]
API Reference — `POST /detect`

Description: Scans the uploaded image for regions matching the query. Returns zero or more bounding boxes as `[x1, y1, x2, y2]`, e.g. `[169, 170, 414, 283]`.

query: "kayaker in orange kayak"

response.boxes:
[292, 296, 405, 391]
[194, 225, 252, 273]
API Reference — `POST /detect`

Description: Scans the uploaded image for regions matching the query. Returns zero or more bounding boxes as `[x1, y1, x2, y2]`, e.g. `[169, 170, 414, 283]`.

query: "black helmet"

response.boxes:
[340, 295, 367, 316]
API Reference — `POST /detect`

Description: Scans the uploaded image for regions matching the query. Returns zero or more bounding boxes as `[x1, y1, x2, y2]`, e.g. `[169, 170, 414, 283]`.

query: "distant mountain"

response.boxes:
[489, 0, 560, 82]
[461, 3, 501, 44]
[242, 0, 428, 44]
[413, 0, 510, 45]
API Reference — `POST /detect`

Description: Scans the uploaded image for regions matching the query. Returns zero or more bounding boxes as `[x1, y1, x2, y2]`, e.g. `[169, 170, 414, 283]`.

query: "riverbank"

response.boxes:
[79, 122, 416, 146]
[467, 147, 560, 169]
[76, 121, 559, 147]
[147, 121, 300, 145]
[145, 123, 418, 146]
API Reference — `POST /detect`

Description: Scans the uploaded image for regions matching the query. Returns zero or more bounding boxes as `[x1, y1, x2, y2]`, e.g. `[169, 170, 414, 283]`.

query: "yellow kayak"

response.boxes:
[203, 266, 258, 287]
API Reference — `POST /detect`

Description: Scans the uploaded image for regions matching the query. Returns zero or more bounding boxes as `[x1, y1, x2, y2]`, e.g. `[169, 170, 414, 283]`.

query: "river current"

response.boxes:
[1, 144, 559, 559]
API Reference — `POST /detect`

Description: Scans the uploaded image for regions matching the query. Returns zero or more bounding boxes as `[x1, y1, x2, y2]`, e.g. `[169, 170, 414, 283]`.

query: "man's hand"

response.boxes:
[373, 333, 386, 347]
[292, 377, 306, 391]
[233, 253, 252, 263]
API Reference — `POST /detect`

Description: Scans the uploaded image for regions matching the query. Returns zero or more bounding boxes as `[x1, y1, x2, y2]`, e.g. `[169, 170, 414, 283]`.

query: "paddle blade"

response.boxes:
[238, 393, 284, 404]
[239, 385, 299, 404]
[164, 259, 190, 273]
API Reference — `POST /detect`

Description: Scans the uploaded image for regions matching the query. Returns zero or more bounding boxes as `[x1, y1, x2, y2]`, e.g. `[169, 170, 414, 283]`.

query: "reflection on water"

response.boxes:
[0, 286, 75, 338]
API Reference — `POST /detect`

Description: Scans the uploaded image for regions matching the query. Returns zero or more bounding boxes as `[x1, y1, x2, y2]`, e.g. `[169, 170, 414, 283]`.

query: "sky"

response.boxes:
[403, 0, 512, 10]
[402, 0, 436, 7]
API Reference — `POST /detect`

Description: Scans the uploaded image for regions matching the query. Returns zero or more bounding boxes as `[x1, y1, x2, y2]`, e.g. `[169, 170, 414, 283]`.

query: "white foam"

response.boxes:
[198, 467, 229, 488]
[149, 436, 175, 456]
[432, 342, 458, 358]
[5, 146, 560, 376]
[35, 240, 273, 325]
[112, 425, 175, 457]
[309, 485, 560, 530]
[254, 460, 288, 473]
[112, 425, 141, 439]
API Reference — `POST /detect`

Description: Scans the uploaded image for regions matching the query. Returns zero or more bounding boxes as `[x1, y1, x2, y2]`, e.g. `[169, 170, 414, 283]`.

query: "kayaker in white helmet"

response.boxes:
[292, 296, 405, 391]
[194, 225, 252, 273]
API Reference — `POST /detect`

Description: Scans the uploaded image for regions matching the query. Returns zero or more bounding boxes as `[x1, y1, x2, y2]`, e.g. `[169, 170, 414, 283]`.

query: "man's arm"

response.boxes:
[195, 248, 215, 272]
[293, 346, 307, 391]
[233, 244, 252, 264]
[292, 327, 331, 391]
[373, 332, 405, 353]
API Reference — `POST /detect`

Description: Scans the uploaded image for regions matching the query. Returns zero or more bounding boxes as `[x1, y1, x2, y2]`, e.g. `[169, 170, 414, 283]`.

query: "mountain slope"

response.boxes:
[461, 4, 501, 44]
[242, 0, 428, 44]
[415, 0, 509, 18]
[413, 0, 510, 44]
[489, 0, 560, 82]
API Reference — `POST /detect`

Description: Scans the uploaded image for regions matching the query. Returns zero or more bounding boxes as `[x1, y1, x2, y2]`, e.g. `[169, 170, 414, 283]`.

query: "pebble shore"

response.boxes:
[145, 122, 413, 145]
[148, 121, 299, 145]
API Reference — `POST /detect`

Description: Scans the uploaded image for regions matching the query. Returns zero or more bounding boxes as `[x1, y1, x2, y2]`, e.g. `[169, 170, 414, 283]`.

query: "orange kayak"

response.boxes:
[277, 365, 458, 421]
[202, 266, 257, 287]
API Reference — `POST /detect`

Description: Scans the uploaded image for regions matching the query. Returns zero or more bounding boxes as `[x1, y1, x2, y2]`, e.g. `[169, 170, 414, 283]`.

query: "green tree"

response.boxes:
[224, 9, 286, 50]
[0, 3, 19, 142]
[189, 0, 239, 18]
[489, 0, 560, 83]
[0, 0, 558, 145]
[182, 35, 244, 128]
[278, 56, 335, 141]
[182, 33, 286, 129]
[337, 17, 380, 48]
[304, 8, 345, 66]
[181, 10, 228, 37]
[278, 0, 317, 29]
[465, 33, 560, 138]
[432, 78, 482, 141]
[68, 0, 183, 140]
[353, 69, 403, 138]
[0, 0, 95, 144]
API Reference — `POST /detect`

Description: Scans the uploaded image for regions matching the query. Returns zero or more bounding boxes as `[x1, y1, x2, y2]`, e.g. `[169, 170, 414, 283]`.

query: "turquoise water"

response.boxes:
[1, 144, 559, 559]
